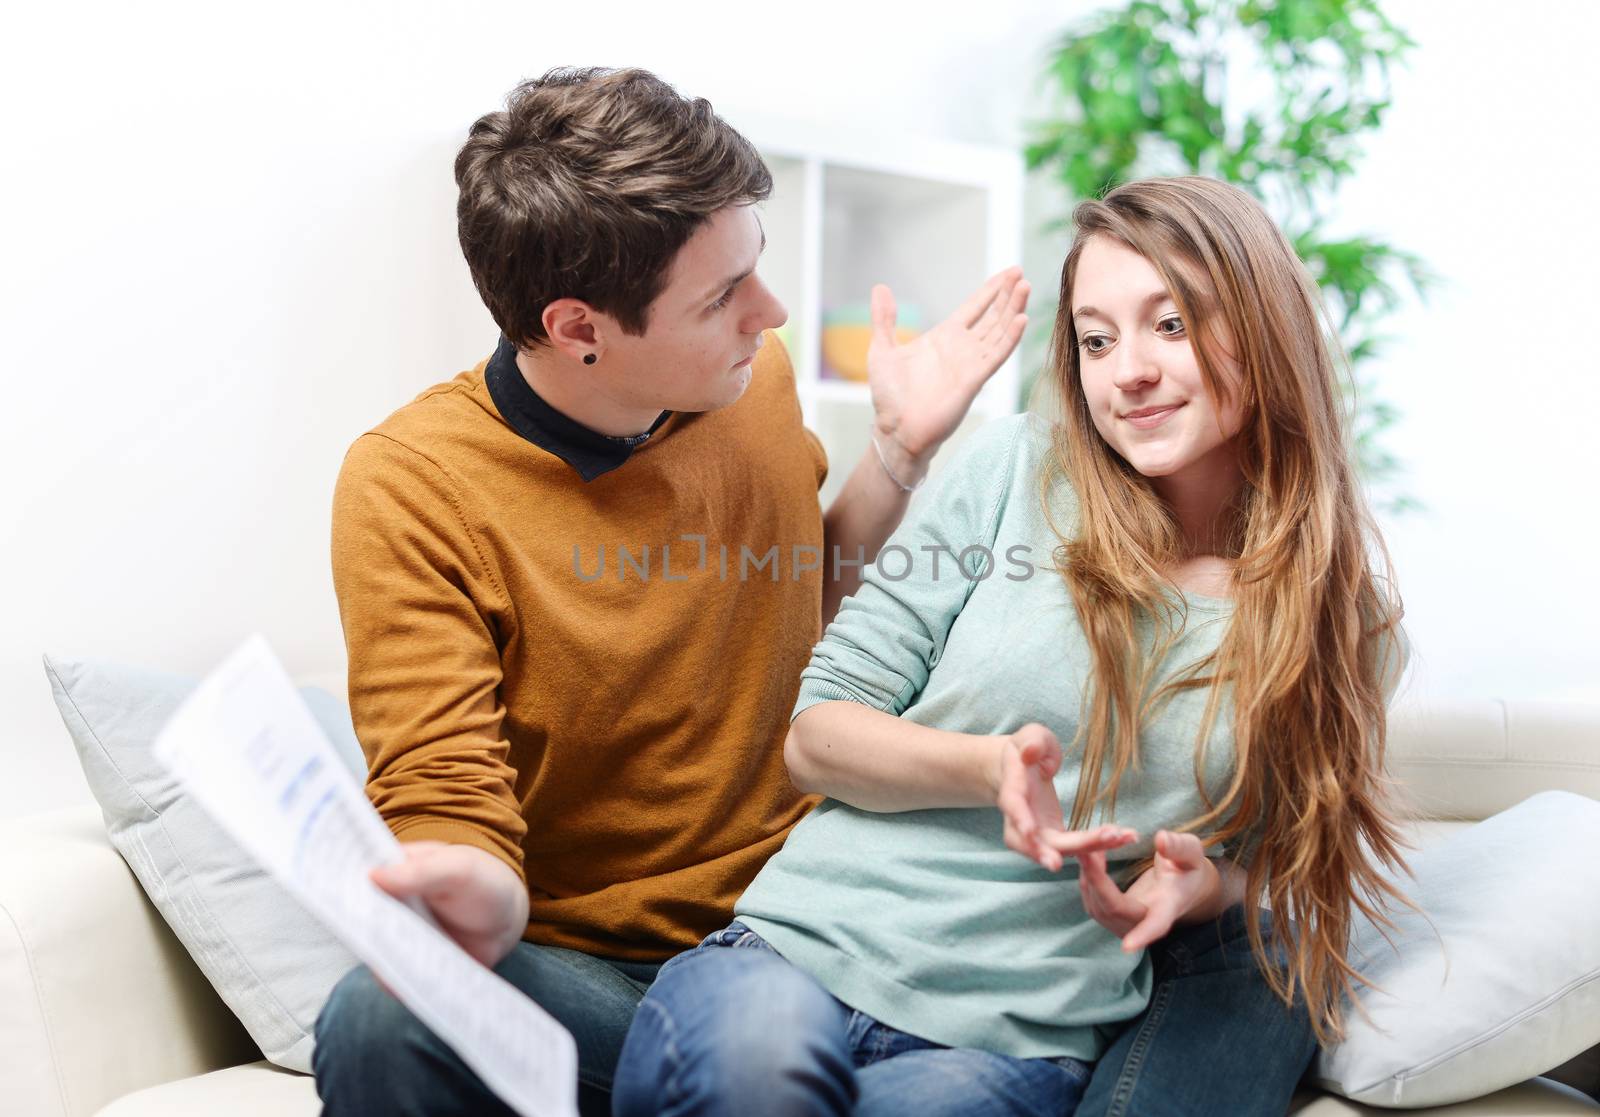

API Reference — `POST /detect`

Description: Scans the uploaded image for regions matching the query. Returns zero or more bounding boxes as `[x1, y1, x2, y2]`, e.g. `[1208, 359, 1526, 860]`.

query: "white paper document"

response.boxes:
[153, 634, 578, 1117]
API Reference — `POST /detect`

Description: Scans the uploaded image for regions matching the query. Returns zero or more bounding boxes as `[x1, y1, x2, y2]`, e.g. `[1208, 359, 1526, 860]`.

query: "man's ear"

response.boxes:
[542, 298, 603, 363]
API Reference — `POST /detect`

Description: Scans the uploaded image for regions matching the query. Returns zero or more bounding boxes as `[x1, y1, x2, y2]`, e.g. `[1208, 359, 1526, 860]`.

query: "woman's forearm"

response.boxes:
[785, 700, 1004, 812]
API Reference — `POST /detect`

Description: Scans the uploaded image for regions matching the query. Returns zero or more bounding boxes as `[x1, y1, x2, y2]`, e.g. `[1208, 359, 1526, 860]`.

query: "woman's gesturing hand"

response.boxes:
[1074, 830, 1221, 953]
[992, 723, 1137, 872]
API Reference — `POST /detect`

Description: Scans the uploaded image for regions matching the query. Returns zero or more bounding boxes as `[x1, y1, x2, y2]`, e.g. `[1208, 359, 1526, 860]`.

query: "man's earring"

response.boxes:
[583, 353, 598, 366]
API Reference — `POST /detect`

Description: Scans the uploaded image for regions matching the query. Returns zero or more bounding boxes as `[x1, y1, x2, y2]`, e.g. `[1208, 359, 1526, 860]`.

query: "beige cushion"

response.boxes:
[0, 806, 258, 1117]
[1387, 699, 1600, 820]
[95, 1062, 318, 1117]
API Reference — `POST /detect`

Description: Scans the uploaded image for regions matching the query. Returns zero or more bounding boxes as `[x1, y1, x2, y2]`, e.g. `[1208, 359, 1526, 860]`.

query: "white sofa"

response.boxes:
[3, 697, 1599, 1116]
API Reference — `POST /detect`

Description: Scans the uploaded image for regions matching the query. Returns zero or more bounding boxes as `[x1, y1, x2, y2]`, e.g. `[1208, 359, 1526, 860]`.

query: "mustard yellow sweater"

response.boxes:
[331, 333, 826, 960]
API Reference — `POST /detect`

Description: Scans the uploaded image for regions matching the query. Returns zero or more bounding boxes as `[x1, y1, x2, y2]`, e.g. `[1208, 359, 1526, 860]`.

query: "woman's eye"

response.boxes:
[1080, 334, 1110, 354]
[1157, 315, 1186, 336]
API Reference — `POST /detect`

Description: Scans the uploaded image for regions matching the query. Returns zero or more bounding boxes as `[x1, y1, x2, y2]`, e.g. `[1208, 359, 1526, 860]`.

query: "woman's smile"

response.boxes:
[1122, 403, 1185, 429]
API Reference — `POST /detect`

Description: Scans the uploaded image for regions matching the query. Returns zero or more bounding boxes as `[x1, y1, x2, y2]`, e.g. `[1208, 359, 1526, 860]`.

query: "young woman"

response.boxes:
[612, 176, 1411, 1117]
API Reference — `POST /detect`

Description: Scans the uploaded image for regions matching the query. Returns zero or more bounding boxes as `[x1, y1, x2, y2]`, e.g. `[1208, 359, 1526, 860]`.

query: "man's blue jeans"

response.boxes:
[613, 905, 1316, 1117]
[312, 942, 661, 1117]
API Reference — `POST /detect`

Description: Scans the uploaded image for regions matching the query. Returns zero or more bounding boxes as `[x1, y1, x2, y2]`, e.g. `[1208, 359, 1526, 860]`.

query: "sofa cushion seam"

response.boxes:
[0, 898, 72, 1116]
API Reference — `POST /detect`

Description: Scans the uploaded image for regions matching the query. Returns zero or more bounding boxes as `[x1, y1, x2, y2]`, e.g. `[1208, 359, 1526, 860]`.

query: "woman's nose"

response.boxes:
[1109, 338, 1160, 391]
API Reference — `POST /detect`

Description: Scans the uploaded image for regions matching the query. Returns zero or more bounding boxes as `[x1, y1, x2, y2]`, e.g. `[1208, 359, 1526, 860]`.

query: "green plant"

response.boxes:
[1024, 0, 1429, 512]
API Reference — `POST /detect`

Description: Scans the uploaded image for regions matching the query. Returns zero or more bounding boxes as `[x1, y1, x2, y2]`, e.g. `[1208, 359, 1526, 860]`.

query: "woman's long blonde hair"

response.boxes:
[1046, 176, 1411, 1044]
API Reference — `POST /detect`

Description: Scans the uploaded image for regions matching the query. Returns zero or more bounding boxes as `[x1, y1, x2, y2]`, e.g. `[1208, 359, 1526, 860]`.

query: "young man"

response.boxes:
[312, 67, 1028, 1116]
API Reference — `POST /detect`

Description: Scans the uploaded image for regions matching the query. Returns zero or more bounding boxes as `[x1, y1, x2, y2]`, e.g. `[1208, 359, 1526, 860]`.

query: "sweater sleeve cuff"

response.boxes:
[387, 816, 527, 886]
[791, 679, 875, 723]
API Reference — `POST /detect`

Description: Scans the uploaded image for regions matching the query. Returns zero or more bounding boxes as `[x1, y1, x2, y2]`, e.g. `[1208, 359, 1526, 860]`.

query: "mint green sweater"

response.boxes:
[736, 413, 1253, 1062]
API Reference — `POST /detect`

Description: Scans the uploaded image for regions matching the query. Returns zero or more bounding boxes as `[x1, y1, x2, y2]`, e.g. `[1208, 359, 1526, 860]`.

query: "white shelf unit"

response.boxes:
[747, 121, 1026, 508]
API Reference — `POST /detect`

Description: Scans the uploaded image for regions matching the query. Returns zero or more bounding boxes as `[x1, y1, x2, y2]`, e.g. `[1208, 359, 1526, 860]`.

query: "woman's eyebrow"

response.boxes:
[1072, 290, 1174, 321]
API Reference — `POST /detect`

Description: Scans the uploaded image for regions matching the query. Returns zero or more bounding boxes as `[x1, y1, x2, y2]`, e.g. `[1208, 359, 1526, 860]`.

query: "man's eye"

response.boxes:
[710, 289, 735, 311]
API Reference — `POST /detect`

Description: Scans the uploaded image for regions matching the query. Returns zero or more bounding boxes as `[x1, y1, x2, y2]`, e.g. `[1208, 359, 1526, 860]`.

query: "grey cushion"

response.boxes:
[44, 654, 362, 1073]
[1315, 791, 1600, 1107]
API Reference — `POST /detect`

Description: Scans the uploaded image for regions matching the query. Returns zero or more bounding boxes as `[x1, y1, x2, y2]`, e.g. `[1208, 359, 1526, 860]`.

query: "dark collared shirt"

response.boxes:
[484, 336, 671, 482]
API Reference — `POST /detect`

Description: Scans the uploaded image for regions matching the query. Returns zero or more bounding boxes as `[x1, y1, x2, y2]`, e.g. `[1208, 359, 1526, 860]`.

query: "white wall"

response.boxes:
[0, 0, 1071, 819]
[1332, 0, 1600, 704]
[1018, 1, 1600, 709]
[4, 0, 1595, 821]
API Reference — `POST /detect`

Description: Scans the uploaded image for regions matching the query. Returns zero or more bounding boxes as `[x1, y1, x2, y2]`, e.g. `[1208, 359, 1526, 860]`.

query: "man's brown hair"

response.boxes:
[455, 67, 772, 350]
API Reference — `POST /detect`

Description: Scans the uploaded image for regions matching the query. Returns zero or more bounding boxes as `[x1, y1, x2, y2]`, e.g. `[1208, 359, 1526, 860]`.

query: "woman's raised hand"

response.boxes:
[1073, 830, 1221, 953]
[992, 723, 1137, 872]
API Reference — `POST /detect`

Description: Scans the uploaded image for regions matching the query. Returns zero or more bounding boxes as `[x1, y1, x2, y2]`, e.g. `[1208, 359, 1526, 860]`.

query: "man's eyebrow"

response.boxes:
[1072, 289, 1174, 320]
[702, 224, 767, 302]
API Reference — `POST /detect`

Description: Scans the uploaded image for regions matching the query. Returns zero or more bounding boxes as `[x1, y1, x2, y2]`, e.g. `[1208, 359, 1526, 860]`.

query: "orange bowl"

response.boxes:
[821, 323, 920, 382]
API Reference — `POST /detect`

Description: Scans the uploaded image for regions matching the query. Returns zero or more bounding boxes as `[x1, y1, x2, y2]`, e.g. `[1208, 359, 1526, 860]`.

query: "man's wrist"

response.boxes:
[870, 423, 932, 490]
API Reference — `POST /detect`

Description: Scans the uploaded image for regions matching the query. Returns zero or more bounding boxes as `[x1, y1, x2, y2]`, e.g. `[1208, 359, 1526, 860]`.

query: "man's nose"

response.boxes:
[741, 273, 787, 332]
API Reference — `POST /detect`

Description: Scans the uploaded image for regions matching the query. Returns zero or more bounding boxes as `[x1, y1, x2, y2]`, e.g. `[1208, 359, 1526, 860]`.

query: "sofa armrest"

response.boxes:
[0, 804, 259, 1117]
[1388, 697, 1600, 820]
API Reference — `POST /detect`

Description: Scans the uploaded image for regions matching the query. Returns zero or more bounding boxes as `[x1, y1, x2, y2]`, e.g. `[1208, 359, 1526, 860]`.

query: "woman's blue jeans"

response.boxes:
[611, 923, 1092, 1117]
[613, 904, 1316, 1117]
[1075, 903, 1317, 1116]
